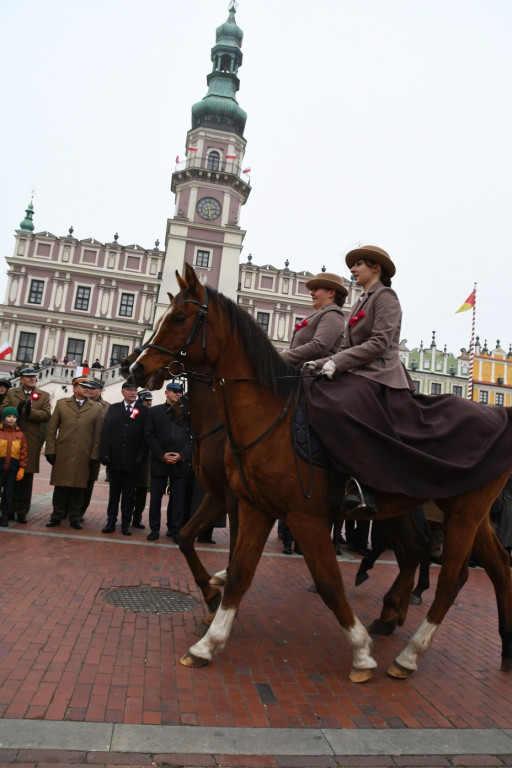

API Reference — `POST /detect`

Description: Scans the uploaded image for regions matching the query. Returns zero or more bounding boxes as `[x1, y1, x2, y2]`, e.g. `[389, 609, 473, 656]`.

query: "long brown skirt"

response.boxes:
[306, 372, 512, 498]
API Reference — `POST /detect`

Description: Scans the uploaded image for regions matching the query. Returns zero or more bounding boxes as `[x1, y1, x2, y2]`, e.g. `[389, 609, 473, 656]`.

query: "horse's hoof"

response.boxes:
[501, 657, 512, 672]
[308, 583, 318, 593]
[194, 616, 213, 637]
[209, 575, 225, 587]
[349, 667, 374, 683]
[409, 594, 422, 605]
[180, 651, 209, 668]
[387, 661, 414, 679]
[205, 590, 222, 613]
[368, 619, 396, 636]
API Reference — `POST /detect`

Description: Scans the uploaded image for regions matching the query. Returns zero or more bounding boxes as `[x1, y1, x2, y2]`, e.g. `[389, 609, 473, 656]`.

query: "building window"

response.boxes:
[74, 286, 91, 311]
[17, 332, 36, 363]
[207, 151, 220, 170]
[479, 391, 489, 404]
[431, 382, 442, 395]
[28, 280, 44, 304]
[495, 392, 505, 406]
[412, 380, 421, 393]
[111, 344, 129, 366]
[67, 338, 85, 364]
[256, 312, 270, 335]
[453, 385, 463, 397]
[119, 293, 135, 317]
[196, 250, 210, 268]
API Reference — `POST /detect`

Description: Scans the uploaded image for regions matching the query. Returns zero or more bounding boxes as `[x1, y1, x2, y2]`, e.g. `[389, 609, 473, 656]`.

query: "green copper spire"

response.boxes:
[191, 2, 247, 137]
[19, 200, 35, 232]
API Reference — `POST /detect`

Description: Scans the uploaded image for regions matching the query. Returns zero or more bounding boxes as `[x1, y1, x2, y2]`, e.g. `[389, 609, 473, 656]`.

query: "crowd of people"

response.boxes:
[0, 368, 201, 540]
[2, 243, 512, 575]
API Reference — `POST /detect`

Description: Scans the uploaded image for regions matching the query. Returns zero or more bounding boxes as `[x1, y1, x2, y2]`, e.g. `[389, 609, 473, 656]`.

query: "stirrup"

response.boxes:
[343, 476, 378, 515]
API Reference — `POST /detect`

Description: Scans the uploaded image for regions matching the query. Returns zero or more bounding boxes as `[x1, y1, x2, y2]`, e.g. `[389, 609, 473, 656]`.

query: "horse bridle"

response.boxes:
[138, 291, 210, 373]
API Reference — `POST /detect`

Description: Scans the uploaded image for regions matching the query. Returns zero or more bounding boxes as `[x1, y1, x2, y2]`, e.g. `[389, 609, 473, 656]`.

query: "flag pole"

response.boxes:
[467, 283, 477, 401]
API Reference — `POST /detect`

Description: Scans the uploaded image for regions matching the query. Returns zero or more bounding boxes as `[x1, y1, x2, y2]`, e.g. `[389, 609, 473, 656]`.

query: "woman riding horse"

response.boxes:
[305, 245, 512, 507]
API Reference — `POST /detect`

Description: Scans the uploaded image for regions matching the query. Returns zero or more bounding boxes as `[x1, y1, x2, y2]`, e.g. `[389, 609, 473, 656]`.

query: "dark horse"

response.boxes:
[120, 351, 238, 618]
[130, 264, 512, 682]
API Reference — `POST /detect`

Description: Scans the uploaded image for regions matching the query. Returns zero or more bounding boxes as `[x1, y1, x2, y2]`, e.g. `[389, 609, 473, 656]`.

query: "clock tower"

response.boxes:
[157, 1, 251, 313]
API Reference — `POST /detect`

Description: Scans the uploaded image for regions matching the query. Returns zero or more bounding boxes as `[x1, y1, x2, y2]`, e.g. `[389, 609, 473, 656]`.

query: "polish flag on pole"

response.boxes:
[75, 365, 90, 377]
[0, 342, 13, 361]
[187, 147, 198, 152]
[243, 167, 251, 174]
[226, 154, 237, 159]
[175, 155, 180, 163]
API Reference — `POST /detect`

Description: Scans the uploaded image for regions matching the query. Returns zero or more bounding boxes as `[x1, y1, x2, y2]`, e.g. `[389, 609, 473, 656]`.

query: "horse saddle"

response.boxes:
[291, 399, 329, 468]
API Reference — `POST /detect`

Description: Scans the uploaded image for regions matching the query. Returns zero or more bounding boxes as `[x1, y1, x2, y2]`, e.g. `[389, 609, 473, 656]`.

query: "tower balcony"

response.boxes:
[171, 155, 251, 198]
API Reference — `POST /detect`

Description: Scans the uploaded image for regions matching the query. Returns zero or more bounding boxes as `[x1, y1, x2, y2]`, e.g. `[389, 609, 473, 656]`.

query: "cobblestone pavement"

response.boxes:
[0, 462, 511, 766]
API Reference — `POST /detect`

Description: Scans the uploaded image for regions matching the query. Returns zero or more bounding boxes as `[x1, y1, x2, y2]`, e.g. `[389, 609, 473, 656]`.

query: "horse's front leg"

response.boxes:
[291, 517, 376, 682]
[368, 511, 429, 636]
[180, 503, 275, 668]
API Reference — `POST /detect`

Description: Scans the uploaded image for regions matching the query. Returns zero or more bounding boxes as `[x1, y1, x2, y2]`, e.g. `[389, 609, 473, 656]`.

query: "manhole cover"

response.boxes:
[101, 586, 197, 613]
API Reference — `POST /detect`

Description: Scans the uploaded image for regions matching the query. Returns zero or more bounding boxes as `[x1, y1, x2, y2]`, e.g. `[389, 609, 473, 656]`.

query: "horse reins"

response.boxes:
[135, 286, 319, 499]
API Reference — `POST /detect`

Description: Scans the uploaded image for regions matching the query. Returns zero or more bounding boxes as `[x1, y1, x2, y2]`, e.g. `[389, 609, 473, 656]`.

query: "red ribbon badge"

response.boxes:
[294, 318, 309, 332]
[130, 407, 139, 419]
[348, 310, 366, 328]
[30, 392, 40, 400]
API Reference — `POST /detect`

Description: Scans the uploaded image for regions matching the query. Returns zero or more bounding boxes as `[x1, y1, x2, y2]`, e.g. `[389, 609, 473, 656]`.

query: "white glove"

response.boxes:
[302, 361, 318, 371]
[321, 359, 336, 379]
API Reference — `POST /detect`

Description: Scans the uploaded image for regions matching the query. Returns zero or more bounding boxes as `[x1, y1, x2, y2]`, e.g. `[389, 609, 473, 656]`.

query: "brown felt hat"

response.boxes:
[345, 245, 396, 277]
[304, 272, 348, 296]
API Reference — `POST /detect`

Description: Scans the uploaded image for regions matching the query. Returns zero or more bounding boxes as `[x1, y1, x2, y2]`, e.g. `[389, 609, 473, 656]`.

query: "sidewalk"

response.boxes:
[0, 463, 511, 767]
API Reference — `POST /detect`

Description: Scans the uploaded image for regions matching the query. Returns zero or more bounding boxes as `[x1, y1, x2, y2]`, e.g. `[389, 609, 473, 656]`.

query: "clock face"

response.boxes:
[196, 196, 222, 220]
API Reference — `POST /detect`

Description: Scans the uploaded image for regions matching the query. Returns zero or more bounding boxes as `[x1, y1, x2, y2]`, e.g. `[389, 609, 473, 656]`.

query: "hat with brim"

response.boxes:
[72, 377, 93, 388]
[345, 245, 396, 277]
[304, 272, 348, 296]
[166, 382, 183, 392]
[121, 381, 138, 390]
[89, 380, 104, 389]
[138, 390, 153, 401]
[19, 367, 37, 377]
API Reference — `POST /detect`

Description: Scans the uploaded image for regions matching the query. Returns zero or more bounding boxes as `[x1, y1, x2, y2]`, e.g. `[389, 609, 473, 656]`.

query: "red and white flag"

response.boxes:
[75, 365, 90, 377]
[243, 167, 251, 174]
[0, 341, 13, 361]
[187, 146, 198, 152]
[226, 154, 237, 159]
[175, 154, 180, 163]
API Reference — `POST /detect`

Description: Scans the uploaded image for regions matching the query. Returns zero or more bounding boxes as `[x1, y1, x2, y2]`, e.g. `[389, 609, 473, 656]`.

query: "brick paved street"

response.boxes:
[0, 462, 512, 765]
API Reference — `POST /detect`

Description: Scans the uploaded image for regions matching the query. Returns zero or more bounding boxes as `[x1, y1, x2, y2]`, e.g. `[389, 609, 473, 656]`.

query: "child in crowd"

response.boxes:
[0, 406, 28, 526]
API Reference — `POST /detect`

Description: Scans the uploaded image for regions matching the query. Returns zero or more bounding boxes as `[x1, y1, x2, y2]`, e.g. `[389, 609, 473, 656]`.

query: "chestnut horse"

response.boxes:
[130, 264, 512, 682]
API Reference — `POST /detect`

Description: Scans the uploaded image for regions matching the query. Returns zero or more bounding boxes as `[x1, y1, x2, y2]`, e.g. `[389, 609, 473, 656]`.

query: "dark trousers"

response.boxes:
[12, 472, 33, 520]
[148, 474, 187, 534]
[106, 470, 137, 527]
[0, 471, 16, 523]
[80, 467, 97, 518]
[133, 486, 148, 524]
[51, 486, 85, 523]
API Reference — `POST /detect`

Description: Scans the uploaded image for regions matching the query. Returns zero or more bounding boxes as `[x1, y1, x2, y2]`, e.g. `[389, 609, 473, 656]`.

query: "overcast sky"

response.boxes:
[1, 0, 511, 355]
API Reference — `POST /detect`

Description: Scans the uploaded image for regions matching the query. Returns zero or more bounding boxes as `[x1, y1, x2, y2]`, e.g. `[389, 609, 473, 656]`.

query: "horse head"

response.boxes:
[130, 264, 211, 388]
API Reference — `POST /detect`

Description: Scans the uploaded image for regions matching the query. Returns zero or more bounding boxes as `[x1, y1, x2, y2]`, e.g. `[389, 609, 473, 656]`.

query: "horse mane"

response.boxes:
[177, 286, 298, 398]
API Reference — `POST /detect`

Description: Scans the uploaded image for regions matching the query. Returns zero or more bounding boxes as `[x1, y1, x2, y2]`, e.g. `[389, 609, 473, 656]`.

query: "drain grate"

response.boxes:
[101, 586, 197, 613]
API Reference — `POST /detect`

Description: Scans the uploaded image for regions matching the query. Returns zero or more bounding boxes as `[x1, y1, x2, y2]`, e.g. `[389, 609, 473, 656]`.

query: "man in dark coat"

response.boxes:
[4, 366, 51, 523]
[45, 377, 102, 529]
[145, 381, 193, 542]
[100, 382, 148, 535]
